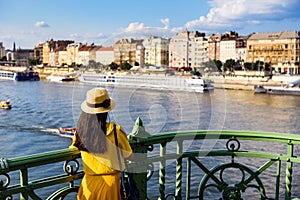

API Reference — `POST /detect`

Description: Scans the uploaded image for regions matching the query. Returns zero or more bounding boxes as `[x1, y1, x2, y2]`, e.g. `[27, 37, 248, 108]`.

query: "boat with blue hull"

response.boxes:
[0, 67, 40, 81]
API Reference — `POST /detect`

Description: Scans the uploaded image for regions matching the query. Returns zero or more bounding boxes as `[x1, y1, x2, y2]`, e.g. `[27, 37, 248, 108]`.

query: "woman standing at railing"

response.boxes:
[70, 87, 133, 200]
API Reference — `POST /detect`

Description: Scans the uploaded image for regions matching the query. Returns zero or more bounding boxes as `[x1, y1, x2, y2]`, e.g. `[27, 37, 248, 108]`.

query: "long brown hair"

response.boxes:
[73, 112, 108, 154]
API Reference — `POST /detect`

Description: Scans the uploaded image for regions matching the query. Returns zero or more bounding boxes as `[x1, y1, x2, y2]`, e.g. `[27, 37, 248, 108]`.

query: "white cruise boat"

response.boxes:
[78, 73, 214, 93]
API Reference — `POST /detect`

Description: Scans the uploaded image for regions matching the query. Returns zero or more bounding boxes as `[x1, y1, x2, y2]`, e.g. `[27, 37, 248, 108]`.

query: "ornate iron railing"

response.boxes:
[0, 117, 299, 199]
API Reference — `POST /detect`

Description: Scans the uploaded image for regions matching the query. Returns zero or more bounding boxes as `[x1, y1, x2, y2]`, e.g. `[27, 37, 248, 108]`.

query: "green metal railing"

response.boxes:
[0, 117, 300, 199]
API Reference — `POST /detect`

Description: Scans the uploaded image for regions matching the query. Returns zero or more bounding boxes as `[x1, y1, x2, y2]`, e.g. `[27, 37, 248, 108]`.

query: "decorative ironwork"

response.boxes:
[198, 163, 266, 200]
[46, 186, 79, 200]
[63, 159, 80, 175]
[226, 138, 240, 151]
[0, 173, 10, 189]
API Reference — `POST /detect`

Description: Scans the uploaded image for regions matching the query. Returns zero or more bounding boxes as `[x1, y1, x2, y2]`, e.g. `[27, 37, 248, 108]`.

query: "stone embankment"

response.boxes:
[207, 75, 300, 90]
[1, 66, 298, 91]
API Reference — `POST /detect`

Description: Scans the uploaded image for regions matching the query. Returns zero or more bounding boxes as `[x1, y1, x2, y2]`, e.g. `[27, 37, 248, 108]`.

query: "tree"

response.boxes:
[28, 58, 40, 66]
[0, 56, 7, 61]
[213, 59, 223, 71]
[224, 59, 236, 71]
[120, 62, 132, 70]
[109, 62, 119, 70]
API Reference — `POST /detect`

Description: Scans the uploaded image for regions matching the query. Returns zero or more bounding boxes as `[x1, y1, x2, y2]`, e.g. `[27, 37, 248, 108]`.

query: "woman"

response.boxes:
[71, 87, 133, 200]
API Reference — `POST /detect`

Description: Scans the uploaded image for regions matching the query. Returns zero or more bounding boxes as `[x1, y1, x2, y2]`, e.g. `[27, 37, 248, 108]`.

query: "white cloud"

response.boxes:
[123, 22, 146, 32]
[161, 18, 170, 29]
[35, 21, 49, 28]
[185, 0, 297, 31]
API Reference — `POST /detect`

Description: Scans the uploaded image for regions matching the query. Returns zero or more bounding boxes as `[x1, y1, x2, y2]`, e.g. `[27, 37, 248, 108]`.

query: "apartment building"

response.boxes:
[66, 43, 82, 66]
[34, 43, 44, 64]
[42, 39, 74, 66]
[236, 36, 248, 64]
[49, 46, 68, 67]
[77, 45, 98, 66]
[169, 30, 207, 69]
[208, 33, 221, 61]
[143, 36, 169, 67]
[194, 35, 209, 68]
[96, 46, 114, 65]
[113, 38, 144, 66]
[219, 31, 239, 63]
[247, 31, 300, 74]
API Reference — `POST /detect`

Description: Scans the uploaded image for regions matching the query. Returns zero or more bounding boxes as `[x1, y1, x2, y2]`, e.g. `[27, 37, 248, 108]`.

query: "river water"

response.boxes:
[0, 80, 299, 199]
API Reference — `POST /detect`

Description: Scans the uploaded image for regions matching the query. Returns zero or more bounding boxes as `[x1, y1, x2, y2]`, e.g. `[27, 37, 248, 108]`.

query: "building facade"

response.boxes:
[42, 39, 74, 66]
[208, 33, 221, 61]
[96, 46, 114, 65]
[219, 31, 239, 63]
[247, 31, 300, 74]
[113, 38, 144, 66]
[142, 36, 169, 67]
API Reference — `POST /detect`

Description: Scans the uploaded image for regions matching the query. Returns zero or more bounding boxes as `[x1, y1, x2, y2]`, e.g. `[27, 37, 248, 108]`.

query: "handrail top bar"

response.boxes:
[129, 130, 300, 144]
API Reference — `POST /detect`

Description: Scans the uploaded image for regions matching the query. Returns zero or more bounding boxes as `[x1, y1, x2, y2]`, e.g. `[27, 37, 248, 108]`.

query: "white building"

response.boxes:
[77, 45, 95, 66]
[96, 47, 114, 65]
[220, 39, 236, 63]
[142, 36, 169, 67]
[169, 30, 207, 69]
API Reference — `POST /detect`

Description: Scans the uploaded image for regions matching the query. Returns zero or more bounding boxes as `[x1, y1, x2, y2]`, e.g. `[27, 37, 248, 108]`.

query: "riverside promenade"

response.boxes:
[1, 66, 299, 91]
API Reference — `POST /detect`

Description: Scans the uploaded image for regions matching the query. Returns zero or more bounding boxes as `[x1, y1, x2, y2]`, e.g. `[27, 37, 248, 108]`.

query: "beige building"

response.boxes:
[66, 43, 82, 66]
[42, 39, 74, 66]
[142, 36, 169, 67]
[113, 38, 144, 66]
[247, 31, 300, 74]
[194, 36, 209, 68]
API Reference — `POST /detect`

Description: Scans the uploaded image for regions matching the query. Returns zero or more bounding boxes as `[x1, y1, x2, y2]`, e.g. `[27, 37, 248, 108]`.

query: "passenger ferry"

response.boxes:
[0, 68, 40, 81]
[78, 72, 214, 93]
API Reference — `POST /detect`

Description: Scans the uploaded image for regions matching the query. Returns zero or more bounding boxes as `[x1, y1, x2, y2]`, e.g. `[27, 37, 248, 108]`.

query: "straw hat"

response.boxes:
[81, 88, 115, 114]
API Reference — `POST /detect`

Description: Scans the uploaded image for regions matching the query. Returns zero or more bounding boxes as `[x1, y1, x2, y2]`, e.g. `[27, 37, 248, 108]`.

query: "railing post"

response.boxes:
[285, 142, 293, 200]
[20, 168, 28, 200]
[128, 117, 151, 200]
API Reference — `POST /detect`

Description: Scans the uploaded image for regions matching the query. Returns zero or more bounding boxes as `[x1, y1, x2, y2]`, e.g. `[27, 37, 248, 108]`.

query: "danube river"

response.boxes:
[0, 80, 299, 199]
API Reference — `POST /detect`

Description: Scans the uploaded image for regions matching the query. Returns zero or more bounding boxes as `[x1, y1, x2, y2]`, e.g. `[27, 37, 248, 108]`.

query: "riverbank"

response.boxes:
[1, 66, 299, 91]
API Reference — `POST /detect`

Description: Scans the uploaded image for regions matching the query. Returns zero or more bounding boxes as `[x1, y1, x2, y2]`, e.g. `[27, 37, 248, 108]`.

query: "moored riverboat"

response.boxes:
[78, 72, 214, 93]
[254, 78, 300, 95]
[0, 67, 40, 81]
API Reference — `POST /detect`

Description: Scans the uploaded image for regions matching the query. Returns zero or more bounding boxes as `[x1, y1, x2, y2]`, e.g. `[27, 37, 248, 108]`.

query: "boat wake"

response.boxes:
[31, 126, 74, 139]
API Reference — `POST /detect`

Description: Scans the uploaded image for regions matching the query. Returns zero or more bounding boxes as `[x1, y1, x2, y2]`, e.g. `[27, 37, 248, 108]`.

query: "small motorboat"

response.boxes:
[58, 127, 76, 137]
[254, 85, 266, 94]
[0, 100, 12, 109]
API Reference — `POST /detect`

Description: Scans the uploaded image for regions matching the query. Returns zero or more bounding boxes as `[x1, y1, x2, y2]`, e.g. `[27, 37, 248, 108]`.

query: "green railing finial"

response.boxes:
[128, 117, 150, 139]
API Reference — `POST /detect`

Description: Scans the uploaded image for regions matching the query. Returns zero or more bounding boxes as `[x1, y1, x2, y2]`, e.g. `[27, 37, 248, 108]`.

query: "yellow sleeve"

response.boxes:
[69, 132, 78, 149]
[117, 125, 133, 159]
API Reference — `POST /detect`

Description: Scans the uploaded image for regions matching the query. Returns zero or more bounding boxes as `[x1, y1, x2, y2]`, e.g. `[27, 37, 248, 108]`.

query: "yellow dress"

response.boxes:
[71, 122, 133, 200]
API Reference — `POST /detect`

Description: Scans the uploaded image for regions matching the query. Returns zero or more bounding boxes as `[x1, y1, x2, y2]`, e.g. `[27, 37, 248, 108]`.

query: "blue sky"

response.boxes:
[1, 0, 300, 49]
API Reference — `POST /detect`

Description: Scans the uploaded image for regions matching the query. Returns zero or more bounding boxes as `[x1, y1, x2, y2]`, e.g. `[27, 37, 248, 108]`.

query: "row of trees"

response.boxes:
[211, 59, 272, 72]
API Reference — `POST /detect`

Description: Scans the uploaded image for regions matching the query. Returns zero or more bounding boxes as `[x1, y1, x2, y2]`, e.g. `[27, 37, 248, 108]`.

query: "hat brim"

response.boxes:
[81, 98, 116, 114]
